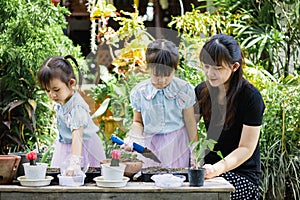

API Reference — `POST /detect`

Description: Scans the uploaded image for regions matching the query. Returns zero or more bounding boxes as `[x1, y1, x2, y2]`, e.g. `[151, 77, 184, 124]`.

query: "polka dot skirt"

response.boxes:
[220, 171, 259, 200]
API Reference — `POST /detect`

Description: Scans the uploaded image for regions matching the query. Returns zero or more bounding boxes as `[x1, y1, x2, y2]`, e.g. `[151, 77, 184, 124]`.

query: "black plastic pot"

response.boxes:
[188, 168, 205, 187]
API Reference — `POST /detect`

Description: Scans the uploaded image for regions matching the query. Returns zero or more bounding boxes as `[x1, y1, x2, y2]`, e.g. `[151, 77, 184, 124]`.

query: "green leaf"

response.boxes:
[245, 36, 263, 48]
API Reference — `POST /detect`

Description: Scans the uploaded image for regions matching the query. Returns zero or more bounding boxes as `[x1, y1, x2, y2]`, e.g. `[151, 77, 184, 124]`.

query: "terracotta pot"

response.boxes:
[0, 155, 21, 184]
[100, 159, 143, 178]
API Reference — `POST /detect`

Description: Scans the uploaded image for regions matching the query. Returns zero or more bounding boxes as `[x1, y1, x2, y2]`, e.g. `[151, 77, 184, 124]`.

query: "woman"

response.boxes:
[194, 34, 265, 199]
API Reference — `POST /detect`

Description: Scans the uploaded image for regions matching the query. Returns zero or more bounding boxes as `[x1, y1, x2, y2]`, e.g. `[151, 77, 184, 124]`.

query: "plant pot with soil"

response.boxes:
[0, 155, 21, 184]
[23, 151, 47, 180]
[101, 150, 126, 181]
[188, 133, 223, 187]
[100, 151, 143, 179]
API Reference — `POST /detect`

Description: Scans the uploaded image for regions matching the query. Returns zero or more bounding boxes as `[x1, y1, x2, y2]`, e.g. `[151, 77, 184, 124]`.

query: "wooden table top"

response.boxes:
[0, 177, 234, 193]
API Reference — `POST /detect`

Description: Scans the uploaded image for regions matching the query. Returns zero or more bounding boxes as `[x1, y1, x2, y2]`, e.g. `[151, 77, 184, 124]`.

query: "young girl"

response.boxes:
[122, 39, 198, 168]
[194, 34, 265, 199]
[37, 55, 106, 176]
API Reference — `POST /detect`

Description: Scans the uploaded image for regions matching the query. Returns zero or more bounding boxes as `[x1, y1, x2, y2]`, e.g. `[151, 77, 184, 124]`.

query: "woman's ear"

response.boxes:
[232, 62, 240, 72]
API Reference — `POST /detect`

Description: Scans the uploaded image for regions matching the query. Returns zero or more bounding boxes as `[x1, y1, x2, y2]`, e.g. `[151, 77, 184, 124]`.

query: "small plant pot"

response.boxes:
[100, 159, 143, 179]
[188, 168, 205, 187]
[101, 163, 126, 180]
[23, 163, 47, 180]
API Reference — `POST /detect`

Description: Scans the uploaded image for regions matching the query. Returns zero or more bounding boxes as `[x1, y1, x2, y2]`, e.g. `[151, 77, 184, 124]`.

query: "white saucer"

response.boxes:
[17, 176, 53, 187]
[93, 176, 130, 188]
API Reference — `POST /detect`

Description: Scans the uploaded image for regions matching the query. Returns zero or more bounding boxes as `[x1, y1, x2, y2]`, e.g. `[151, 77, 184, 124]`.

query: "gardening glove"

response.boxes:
[64, 155, 82, 176]
[121, 122, 144, 151]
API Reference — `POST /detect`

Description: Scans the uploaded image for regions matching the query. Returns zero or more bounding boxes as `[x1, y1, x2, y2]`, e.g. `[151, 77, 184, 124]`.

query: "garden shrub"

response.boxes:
[0, 0, 86, 154]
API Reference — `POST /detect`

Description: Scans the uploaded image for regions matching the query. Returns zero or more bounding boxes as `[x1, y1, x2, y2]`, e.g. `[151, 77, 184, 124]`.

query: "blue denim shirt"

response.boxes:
[130, 77, 195, 134]
[55, 91, 99, 143]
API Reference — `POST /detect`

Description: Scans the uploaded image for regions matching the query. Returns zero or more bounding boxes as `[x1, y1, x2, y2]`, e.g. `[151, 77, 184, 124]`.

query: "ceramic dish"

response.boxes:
[93, 176, 130, 188]
[17, 176, 53, 187]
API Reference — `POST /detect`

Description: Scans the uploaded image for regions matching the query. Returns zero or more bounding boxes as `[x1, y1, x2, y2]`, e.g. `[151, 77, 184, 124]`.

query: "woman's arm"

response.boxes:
[204, 125, 261, 178]
[183, 106, 199, 142]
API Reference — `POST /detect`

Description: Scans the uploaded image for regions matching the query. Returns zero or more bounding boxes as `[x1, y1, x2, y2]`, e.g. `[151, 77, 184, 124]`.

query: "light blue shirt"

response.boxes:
[56, 91, 99, 143]
[130, 77, 196, 134]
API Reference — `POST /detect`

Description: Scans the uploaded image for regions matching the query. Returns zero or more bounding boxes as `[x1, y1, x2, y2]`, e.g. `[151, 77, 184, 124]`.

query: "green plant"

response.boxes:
[0, 0, 86, 155]
[190, 132, 223, 169]
[260, 80, 300, 200]
[245, 67, 300, 200]
[170, 0, 300, 78]
[90, 66, 148, 157]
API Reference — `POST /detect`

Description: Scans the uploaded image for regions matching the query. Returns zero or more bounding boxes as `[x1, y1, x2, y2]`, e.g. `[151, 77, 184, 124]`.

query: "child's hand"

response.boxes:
[63, 155, 81, 176]
[120, 137, 134, 152]
[64, 164, 81, 176]
[121, 122, 145, 152]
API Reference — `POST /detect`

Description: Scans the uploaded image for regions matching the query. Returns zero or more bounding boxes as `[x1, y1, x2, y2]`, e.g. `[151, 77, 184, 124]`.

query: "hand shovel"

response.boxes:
[110, 135, 161, 163]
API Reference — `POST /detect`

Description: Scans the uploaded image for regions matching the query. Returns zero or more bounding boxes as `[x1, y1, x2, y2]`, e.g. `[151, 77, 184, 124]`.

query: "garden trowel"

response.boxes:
[110, 135, 161, 163]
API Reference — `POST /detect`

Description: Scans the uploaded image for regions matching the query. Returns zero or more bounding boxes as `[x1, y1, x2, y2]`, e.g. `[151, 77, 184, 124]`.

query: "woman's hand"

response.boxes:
[203, 164, 219, 179]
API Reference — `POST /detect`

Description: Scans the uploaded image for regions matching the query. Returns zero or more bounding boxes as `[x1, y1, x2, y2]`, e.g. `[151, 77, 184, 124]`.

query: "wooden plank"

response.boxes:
[1, 192, 222, 200]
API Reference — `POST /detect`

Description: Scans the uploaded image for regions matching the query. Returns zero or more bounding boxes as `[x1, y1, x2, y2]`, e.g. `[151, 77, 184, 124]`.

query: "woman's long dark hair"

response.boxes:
[198, 34, 246, 129]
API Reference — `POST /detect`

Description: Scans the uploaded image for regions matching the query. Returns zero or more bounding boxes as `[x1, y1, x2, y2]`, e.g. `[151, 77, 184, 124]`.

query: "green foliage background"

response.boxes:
[0, 0, 85, 154]
[0, 1, 298, 199]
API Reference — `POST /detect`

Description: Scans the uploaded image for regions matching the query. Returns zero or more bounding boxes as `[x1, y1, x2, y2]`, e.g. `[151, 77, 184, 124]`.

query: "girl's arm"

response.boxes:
[183, 106, 198, 142]
[203, 125, 261, 178]
[72, 126, 84, 157]
[194, 114, 201, 122]
[65, 126, 84, 176]
[133, 110, 143, 125]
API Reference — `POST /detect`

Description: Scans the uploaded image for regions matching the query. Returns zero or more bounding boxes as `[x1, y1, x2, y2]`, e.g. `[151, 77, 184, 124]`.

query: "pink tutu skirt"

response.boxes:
[139, 126, 190, 168]
[50, 133, 106, 168]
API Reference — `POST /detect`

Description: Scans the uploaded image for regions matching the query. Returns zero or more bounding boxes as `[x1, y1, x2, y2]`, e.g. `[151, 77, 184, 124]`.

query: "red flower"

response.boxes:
[26, 151, 37, 161]
[111, 150, 121, 159]
[51, 0, 60, 6]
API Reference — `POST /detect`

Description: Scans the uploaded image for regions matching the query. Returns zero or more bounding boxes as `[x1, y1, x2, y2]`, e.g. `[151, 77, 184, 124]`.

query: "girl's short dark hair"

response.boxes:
[37, 55, 81, 90]
[146, 39, 179, 76]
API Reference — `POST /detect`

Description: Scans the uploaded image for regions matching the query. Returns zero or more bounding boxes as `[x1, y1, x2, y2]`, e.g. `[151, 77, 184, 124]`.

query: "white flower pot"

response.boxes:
[23, 163, 47, 180]
[101, 163, 126, 180]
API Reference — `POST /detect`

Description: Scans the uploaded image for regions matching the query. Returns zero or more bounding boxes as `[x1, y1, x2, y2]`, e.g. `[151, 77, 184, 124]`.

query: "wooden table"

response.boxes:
[0, 177, 234, 200]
